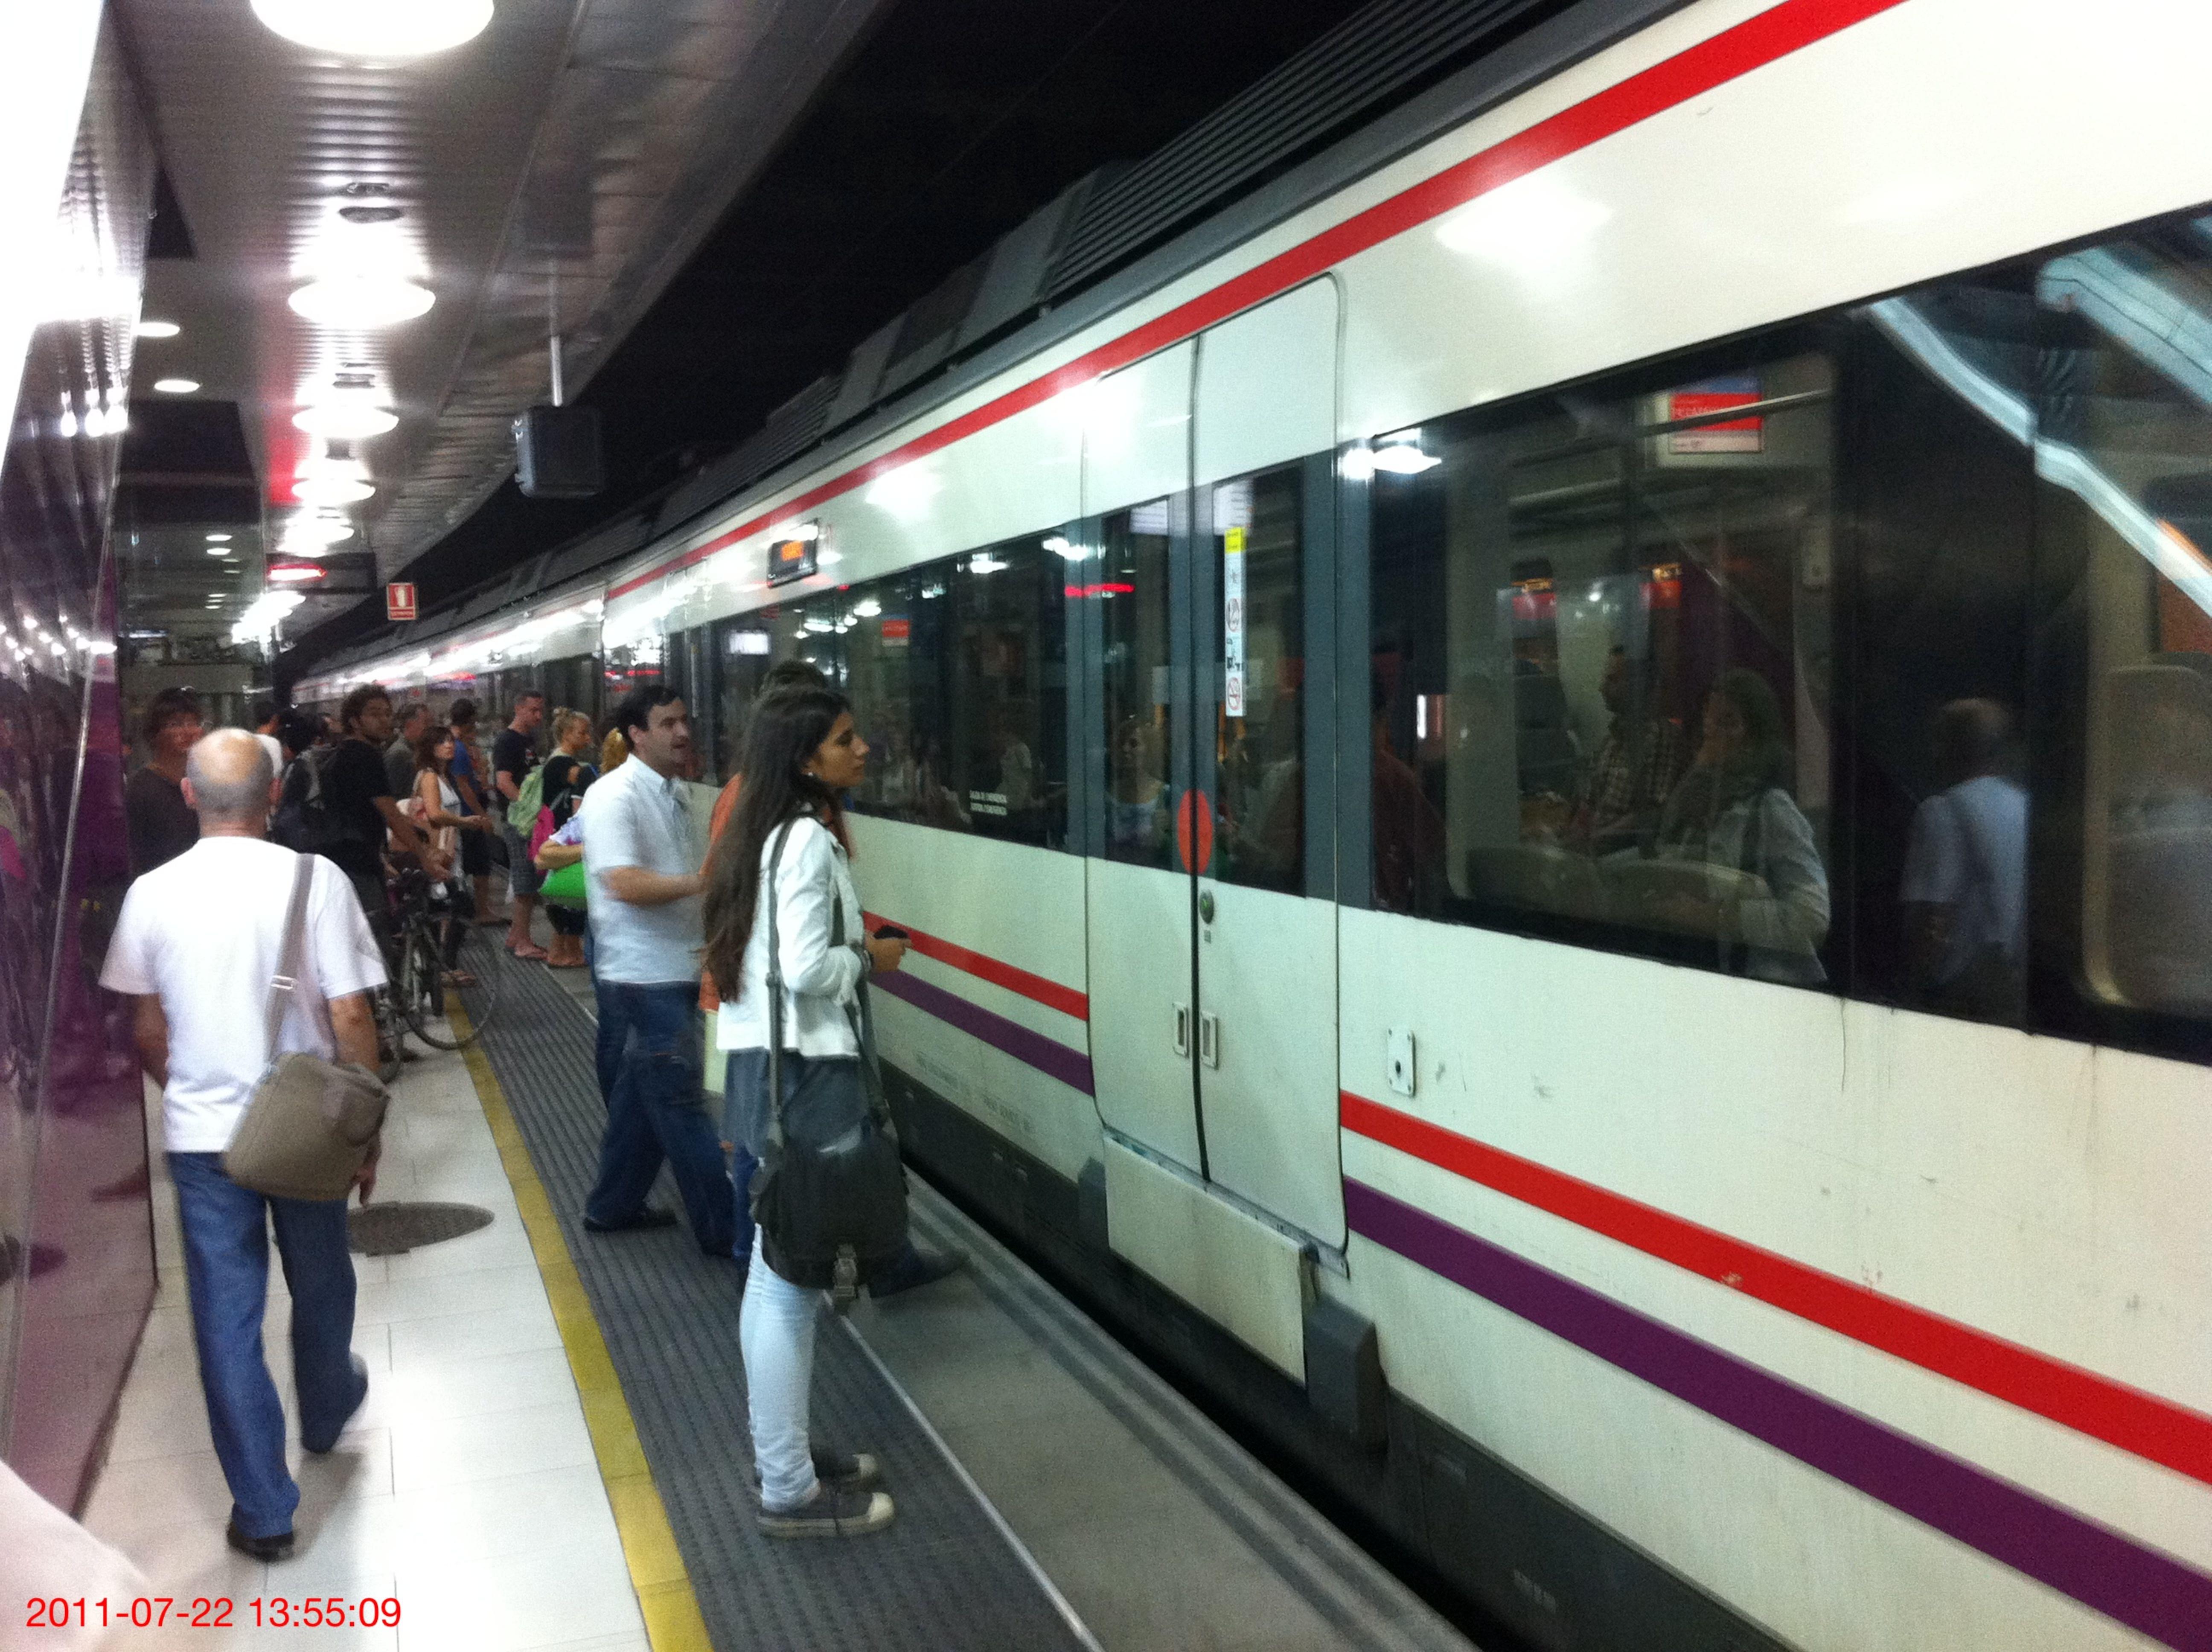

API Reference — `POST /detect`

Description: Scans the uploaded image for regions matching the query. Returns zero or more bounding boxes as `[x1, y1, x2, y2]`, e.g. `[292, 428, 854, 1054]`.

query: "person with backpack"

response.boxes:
[494, 692, 547, 959]
[703, 686, 908, 1539]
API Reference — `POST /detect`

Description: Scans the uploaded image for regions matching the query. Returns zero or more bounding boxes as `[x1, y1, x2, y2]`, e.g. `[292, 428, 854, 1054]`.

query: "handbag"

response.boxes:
[748, 817, 908, 1306]
[222, 855, 389, 1203]
[540, 860, 587, 908]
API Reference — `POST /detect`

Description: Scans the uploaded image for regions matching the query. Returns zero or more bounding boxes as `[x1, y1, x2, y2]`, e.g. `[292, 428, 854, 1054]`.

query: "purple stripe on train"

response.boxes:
[871, 969, 1095, 1096]
[1344, 1180, 2212, 1652]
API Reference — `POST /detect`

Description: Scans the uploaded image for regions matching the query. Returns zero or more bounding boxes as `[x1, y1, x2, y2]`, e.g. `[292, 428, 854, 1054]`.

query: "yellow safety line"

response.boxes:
[451, 1006, 713, 1652]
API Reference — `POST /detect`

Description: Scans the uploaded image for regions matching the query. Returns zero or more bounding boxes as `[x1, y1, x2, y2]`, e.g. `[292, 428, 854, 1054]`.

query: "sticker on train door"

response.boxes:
[1223, 524, 1247, 718]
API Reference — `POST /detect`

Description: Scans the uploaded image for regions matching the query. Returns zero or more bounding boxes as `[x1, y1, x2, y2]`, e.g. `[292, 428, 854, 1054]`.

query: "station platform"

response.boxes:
[81, 934, 1476, 1652]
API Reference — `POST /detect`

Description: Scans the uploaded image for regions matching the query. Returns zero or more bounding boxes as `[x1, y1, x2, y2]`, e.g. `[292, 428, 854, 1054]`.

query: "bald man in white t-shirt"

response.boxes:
[100, 730, 386, 1565]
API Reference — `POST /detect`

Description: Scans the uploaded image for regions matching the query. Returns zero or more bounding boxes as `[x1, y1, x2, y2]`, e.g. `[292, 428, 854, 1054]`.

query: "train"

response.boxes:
[299, 1, 2212, 1646]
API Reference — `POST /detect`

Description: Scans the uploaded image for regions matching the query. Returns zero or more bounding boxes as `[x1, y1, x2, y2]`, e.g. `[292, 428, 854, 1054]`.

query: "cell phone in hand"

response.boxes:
[873, 925, 909, 942]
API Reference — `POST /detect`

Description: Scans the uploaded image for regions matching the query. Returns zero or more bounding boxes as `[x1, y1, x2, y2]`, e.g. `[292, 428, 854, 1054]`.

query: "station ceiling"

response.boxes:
[111, 0, 1377, 673]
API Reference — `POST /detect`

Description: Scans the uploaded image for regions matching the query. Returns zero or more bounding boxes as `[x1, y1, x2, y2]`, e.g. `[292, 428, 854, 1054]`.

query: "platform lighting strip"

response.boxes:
[1340, 1091, 2212, 1486]
[606, 0, 1911, 605]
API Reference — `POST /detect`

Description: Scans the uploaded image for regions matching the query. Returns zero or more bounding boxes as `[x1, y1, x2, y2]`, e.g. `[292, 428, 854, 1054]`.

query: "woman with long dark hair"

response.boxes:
[412, 727, 479, 984]
[704, 686, 907, 1538]
[1651, 668, 1829, 983]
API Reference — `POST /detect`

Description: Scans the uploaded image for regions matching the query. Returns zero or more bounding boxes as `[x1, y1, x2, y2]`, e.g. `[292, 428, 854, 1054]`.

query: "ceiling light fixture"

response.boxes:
[152, 378, 201, 395]
[292, 401, 399, 439]
[206, 545, 234, 558]
[135, 319, 180, 339]
[294, 475, 374, 506]
[205, 532, 233, 543]
[289, 276, 434, 329]
[250, 0, 493, 59]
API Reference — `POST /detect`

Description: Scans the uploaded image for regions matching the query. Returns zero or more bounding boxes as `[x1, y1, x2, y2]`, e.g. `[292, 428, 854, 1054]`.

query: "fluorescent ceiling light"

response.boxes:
[285, 515, 355, 546]
[152, 378, 200, 395]
[288, 276, 434, 328]
[250, 0, 493, 59]
[204, 532, 232, 543]
[206, 545, 234, 557]
[1370, 443, 1441, 476]
[1043, 535, 1087, 561]
[292, 402, 398, 439]
[294, 475, 374, 506]
[136, 319, 180, 339]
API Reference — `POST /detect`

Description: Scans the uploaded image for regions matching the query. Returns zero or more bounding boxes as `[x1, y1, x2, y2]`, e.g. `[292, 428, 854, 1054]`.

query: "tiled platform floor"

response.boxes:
[85, 1046, 645, 1652]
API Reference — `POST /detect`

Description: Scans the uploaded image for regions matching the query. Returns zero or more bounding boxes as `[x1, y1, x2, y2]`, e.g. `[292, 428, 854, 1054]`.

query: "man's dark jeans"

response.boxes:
[584, 979, 734, 1253]
[169, 1153, 364, 1540]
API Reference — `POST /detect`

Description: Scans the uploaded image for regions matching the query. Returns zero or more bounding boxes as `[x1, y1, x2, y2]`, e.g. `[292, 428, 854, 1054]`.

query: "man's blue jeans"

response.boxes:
[584, 979, 735, 1253]
[168, 1153, 363, 1540]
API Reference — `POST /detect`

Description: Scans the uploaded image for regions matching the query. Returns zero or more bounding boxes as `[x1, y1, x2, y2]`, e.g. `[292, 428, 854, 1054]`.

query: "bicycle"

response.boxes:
[385, 862, 501, 1051]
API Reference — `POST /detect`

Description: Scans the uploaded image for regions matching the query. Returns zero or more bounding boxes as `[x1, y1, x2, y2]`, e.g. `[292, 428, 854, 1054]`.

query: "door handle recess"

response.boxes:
[1174, 1004, 1190, 1058]
[1199, 1012, 1220, 1069]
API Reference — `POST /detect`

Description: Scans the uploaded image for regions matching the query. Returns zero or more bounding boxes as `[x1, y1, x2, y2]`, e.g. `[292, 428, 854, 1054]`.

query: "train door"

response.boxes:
[1081, 285, 1344, 1249]
[1189, 281, 1344, 1246]
[1084, 342, 1204, 1172]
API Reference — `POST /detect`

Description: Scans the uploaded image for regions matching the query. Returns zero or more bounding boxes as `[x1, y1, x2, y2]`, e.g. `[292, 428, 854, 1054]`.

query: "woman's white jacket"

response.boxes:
[714, 815, 867, 1058]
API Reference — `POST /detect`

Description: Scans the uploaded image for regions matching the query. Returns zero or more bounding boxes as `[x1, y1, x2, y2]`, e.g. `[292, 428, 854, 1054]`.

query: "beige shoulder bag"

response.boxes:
[222, 855, 388, 1203]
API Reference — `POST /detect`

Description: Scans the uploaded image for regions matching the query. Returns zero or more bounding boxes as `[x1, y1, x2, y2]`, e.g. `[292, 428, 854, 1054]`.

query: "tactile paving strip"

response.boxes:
[469, 953, 1092, 1652]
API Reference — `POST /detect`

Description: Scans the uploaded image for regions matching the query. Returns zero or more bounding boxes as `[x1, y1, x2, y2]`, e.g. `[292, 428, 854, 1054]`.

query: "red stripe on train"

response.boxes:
[1341, 1091, 2212, 1487]
[610, 0, 1910, 602]
[863, 910, 1088, 1021]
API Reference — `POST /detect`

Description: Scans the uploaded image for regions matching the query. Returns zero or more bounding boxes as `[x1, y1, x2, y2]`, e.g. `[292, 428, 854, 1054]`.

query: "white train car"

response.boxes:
[300, 2, 2212, 1646]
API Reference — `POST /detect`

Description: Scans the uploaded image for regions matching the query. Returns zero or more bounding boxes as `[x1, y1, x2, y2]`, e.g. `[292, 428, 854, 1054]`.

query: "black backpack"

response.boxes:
[272, 748, 360, 858]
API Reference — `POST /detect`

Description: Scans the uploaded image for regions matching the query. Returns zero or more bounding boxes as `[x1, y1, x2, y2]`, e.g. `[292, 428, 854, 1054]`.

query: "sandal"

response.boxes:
[441, 970, 479, 988]
[510, 942, 549, 960]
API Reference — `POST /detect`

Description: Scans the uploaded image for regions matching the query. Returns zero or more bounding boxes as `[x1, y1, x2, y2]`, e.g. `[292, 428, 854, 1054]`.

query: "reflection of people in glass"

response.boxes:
[1371, 679, 1444, 913]
[994, 719, 1037, 813]
[1572, 646, 1685, 855]
[1901, 698, 2026, 1018]
[1653, 669, 1829, 983]
[1108, 716, 1169, 860]
[2104, 654, 2212, 1009]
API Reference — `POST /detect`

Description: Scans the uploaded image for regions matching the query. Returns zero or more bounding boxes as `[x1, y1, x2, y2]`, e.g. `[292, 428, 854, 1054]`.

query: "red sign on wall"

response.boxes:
[880, 617, 911, 646]
[386, 582, 418, 622]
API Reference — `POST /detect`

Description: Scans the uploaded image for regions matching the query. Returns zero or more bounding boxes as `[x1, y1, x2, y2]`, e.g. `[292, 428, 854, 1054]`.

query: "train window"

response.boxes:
[2034, 216, 2212, 1020]
[1211, 467, 1308, 893]
[1101, 499, 1176, 867]
[709, 616, 773, 781]
[602, 636, 665, 709]
[762, 531, 1070, 849]
[1368, 348, 1838, 986]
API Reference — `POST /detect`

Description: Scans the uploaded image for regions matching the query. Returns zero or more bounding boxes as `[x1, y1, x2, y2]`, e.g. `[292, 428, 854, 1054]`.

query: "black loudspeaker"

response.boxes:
[514, 404, 603, 498]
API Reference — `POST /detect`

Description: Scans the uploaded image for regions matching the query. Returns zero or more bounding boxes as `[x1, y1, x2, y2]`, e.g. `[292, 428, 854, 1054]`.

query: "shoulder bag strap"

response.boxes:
[265, 854, 316, 1064]
[763, 818, 796, 1152]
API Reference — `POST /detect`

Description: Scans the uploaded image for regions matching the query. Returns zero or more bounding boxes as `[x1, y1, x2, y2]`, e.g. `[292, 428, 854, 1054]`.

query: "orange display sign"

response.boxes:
[386, 582, 418, 622]
[767, 526, 819, 585]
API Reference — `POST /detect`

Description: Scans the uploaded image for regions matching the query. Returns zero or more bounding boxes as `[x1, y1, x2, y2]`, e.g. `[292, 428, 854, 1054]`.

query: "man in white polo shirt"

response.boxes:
[578, 686, 734, 1256]
[100, 730, 386, 1563]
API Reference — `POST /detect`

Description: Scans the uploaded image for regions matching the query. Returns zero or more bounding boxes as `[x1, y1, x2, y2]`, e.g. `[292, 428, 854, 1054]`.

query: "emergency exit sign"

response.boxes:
[386, 583, 418, 622]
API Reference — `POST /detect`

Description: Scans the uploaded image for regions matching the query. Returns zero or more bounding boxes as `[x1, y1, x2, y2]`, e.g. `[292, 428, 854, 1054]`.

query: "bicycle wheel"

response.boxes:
[404, 916, 500, 1050]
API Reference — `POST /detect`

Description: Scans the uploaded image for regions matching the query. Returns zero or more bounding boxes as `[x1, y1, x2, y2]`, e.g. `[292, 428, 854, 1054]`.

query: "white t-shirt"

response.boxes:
[580, 758, 705, 984]
[1901, 774, 2028, 978]
[101, 838, 387, 1152]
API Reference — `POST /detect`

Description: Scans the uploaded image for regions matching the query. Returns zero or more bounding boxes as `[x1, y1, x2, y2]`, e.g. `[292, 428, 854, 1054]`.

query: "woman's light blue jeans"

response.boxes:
[740, 1243, 822, 1511]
